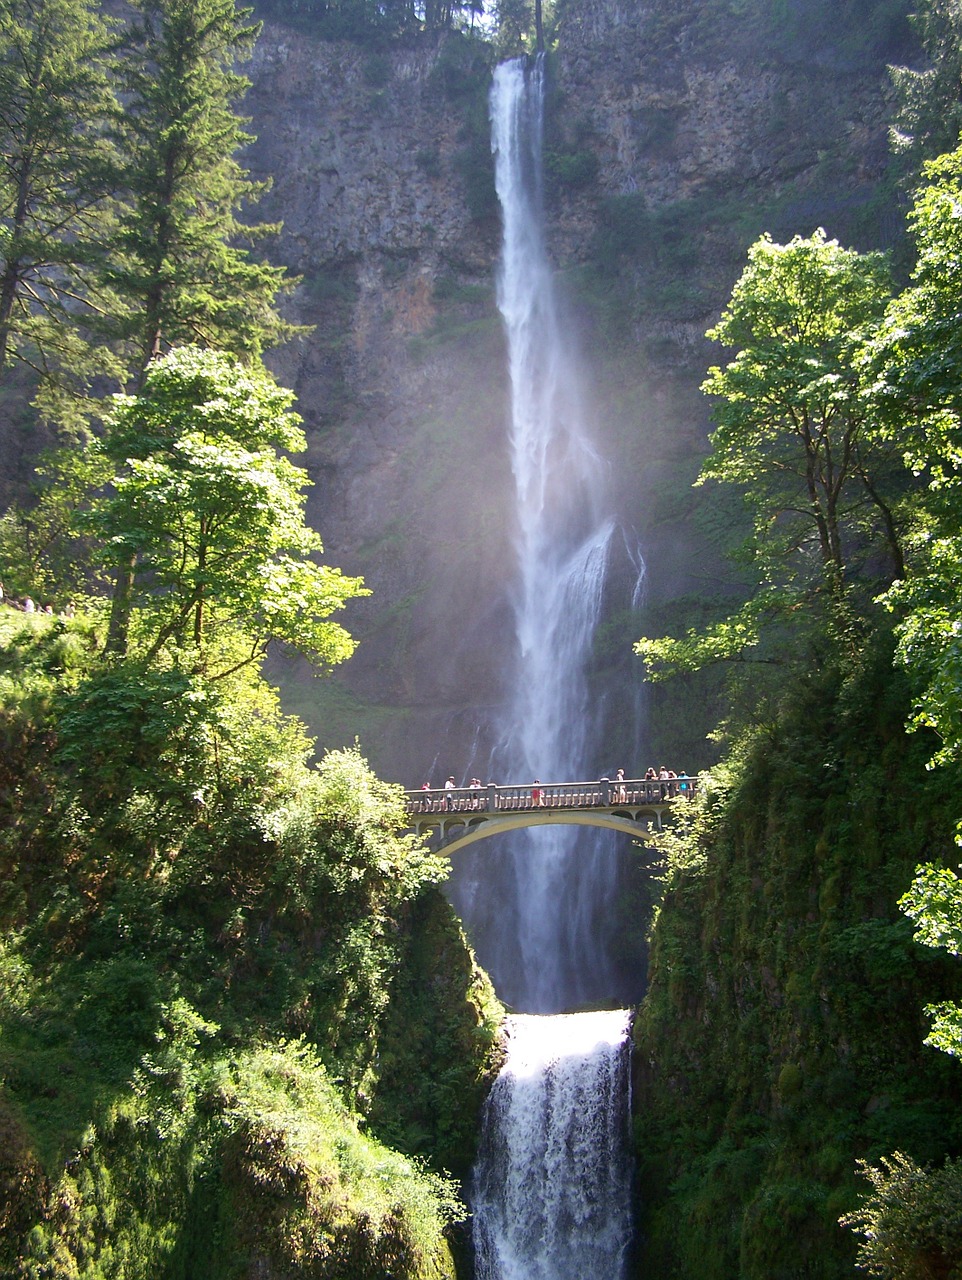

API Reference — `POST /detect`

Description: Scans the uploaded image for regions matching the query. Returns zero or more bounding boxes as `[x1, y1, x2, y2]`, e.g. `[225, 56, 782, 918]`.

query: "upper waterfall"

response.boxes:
[448, 55, 643, 1013]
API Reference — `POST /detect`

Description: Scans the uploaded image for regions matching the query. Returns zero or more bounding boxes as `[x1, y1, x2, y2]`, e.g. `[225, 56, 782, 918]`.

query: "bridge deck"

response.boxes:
[401, 778, 695, 819]
[403, 777, 695, 855]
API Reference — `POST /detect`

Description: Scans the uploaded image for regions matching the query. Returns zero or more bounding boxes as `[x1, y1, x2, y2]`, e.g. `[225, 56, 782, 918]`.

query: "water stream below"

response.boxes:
[473, 1012, 634, 1280]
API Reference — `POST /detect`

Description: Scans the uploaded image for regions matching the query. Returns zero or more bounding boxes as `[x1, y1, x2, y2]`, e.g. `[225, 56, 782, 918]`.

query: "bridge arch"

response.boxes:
[405, 778, 693, 857]
[422, 809, 657, 857]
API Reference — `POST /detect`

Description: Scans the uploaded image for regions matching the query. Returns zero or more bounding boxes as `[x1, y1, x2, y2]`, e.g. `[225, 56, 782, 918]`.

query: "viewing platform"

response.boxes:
[404, 776, 695, 855]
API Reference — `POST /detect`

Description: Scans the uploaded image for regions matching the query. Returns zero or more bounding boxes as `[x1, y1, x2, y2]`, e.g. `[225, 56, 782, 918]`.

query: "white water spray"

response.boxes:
[473, 1011, 634, 1280]
[493, 55, 611, 780]
[471, 55, 631, 1012]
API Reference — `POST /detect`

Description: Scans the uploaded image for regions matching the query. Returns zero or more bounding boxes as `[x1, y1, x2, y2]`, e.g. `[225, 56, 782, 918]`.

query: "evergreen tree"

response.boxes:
[106, 0, 299, 382]
[0, 0, 120, 423]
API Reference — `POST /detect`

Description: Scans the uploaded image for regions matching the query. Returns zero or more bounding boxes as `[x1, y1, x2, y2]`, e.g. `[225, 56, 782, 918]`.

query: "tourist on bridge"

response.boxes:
[531, 780, 544, 807]
[614, 769, 627, 803]
[443, 776, 456, 810]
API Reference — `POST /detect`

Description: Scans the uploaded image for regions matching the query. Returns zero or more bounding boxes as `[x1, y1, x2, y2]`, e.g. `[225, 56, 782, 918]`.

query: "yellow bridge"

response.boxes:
[404, 776, 695, 856]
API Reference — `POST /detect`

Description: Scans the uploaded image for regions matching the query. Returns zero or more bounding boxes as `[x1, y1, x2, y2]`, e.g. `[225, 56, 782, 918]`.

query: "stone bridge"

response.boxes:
[404, 776, 695, 856]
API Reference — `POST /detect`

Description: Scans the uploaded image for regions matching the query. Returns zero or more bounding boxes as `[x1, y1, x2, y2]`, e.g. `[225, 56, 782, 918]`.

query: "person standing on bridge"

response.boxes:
[614, 769, 627, 803]
[443, 776, 456, 810]
[531, 779, 544, 807]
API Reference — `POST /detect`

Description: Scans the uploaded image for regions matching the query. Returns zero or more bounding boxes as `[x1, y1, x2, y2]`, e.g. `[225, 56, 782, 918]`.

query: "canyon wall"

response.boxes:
[242, 0, 911, 781]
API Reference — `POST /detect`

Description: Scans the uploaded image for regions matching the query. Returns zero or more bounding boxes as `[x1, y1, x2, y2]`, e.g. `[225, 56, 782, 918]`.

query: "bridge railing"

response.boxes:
[404, 776, 696, 816]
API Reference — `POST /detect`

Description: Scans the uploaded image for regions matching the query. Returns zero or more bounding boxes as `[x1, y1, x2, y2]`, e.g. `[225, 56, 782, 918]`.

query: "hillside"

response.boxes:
[633, 630, 962, 1277]
[0, 612, 503, 1277]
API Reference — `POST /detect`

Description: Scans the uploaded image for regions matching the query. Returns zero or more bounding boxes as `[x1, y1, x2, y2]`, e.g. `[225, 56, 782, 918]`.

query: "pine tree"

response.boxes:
[0, 0, 120, 424]
[106, 0, 300, 383]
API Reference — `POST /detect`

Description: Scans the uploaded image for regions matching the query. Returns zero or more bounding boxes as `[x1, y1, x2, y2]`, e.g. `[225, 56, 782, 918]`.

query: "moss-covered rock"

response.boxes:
[3, 1039, 461, 1280]
[633, 631, 962, 1278]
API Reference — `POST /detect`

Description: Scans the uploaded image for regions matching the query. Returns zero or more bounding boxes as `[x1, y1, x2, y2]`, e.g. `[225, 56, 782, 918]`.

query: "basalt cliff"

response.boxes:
[243, 0, 911, 781]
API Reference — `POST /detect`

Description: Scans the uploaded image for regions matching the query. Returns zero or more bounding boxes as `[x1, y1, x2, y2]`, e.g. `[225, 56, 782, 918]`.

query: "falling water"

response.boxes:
[462, 56, 639, 1280]
[450, 54, 638, 1013]
[473, 1011, 634, 1280]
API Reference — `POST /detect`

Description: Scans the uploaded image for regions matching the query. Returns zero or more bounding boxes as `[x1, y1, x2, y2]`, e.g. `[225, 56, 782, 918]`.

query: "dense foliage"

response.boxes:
[0, 0, 121, 419]
[633, 632, 962, 1278]
[631, 25, 962, 1275]
[90, 345, 367, 664]
[0, 613, 503, 1277]
[0, 0, 299, 428]
[0, 5, 507, 1274]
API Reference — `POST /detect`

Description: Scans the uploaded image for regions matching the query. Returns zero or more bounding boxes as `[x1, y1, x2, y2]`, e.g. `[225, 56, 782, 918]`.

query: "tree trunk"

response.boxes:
[193, 529, 207, 648]
[105, 560, 135, 657]
[0, 260, 21, 373]
[0, 151, 35, 373]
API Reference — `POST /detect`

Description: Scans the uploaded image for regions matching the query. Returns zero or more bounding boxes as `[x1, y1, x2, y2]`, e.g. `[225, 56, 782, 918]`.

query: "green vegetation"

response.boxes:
[0, 0, 301, 429]
[0, 610, 502, 1276]
[631, 48, 962, 1273]
[254, 0, 487, 44]
[0, 0, 122, 423]
[841, 1152, 962, 1278]
[91, 346, 367, 664]
[634, 627, 962, 1277]
[890, 0, 962, 174]
[0, 5, 505, 1271]
[108, 0, 302, 377]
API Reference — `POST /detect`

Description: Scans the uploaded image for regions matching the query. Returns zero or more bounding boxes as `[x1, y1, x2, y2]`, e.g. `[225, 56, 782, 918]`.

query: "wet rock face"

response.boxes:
[229, 6, 912, 777]
[554, 0, 896, 208]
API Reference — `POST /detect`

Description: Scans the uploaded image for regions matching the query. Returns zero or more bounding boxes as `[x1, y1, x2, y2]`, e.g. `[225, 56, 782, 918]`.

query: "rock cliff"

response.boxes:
[241, 0, 911, 781]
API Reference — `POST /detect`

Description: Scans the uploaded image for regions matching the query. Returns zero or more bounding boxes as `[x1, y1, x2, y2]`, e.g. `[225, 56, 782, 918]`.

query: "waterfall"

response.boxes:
[461, 58, 640, 1280]
[448, 54, 642, 1014]
[473, 1011, 634, 1280]
[493, 54, 610, 787]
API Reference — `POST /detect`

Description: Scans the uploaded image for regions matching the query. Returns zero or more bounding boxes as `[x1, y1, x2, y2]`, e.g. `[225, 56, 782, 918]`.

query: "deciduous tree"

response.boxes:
[870, 144, 962, 771]
[637, 231, 905, 681]
[841, 1152, 962, 1279]
[93, 345, 367, 672]
[700, 230, 900, 596]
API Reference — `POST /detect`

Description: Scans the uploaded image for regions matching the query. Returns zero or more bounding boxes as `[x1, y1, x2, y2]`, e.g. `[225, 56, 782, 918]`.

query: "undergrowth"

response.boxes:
[0, 613, 503, 1278]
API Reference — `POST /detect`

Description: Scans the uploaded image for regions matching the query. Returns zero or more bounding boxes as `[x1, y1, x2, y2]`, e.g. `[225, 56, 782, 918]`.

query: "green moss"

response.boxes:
[367, 888, 504, 1180]
[7, 1038, 461, 1280]
[776, 1061, 803, 1100]
[633, 625, 962, 1277]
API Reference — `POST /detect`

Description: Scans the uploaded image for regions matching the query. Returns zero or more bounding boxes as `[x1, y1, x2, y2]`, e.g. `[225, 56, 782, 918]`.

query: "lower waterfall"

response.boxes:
[472, 1011, 634, 1280]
